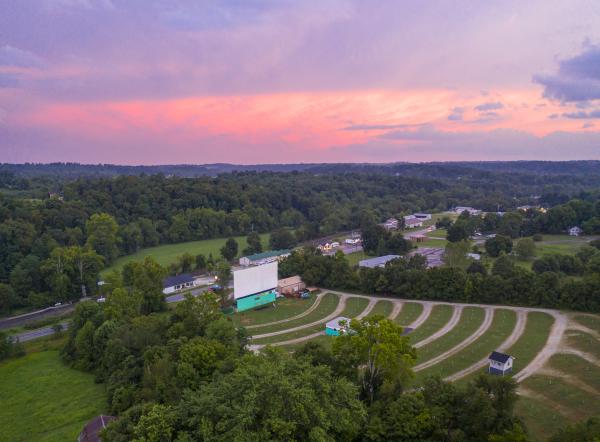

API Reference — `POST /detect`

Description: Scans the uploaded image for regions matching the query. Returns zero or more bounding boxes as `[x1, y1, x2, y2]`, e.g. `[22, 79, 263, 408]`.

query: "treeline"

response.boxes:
[280, 246, 600, 313]
[1, 169, 599, 313]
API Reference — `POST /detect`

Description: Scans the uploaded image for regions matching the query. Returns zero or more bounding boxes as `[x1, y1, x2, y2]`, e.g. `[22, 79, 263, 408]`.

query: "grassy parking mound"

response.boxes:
[394, 302, 424, 327]
[0, 351, 106, 442]
[232, 295, 317, 328]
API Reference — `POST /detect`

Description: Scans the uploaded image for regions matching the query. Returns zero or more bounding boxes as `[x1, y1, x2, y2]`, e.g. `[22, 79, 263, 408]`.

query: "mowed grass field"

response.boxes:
[394, 302, 424, 327]
[102, 233, 270, 275]
[0, 351, 106, 442]
[366, 300, 394, 318]
[249, 292, 340, 336]
[408, 304, 453, 343]
[232, 295, 317, 328]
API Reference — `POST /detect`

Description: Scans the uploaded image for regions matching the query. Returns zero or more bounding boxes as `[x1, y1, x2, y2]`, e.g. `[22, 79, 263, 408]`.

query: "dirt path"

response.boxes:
[250, 294, 348, 340]
[389, 301, 403, 320]
[245, 292, 325, 330]
[409, 302, 433, 329]
[414, 307, 494, 372]
[249, 331, 326, 351]
[513, 312, 567, 383]
[566, 322, 600, 340]
[444, 309, 528, 381]
[415, 306, 463, 349]
[356, 298, 378, 320]
[517, 387, 575, 419]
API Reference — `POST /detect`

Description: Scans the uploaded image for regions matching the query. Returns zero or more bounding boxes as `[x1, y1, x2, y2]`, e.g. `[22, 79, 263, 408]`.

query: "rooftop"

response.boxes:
[358, 255, 401, 268]
[278, 275, 303, 286]
[326, 316, 351, 330]
[243, 249, 291, 261]
[163, 273, 195, 288]
[489, 351, 512, 363]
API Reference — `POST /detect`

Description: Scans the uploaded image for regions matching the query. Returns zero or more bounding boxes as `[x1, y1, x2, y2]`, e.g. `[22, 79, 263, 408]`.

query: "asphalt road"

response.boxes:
[12, 283, 230, 342]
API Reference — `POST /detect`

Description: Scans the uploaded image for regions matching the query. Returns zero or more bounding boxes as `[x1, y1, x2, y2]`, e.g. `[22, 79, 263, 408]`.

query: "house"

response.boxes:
[382, 217, 399, 230]
[78, 415, 117, 442]
[488, 351, 514, 375]
[345, 238, 361, 245]
[233, 262, 278, 312]
[412, 234, 428, 243]
[569, 226, 582, 237]
[404, 218, 424, 228]
[325, 316, 351, 336]
[239, 249, 291, 267]
[358, 255, 401, 268]
[413, 213, 432, 220]
[454, 206, 482, 216]
[467, 253, 481, 261]
[162, 273, 200, 295]
[277, 275, 306, 297]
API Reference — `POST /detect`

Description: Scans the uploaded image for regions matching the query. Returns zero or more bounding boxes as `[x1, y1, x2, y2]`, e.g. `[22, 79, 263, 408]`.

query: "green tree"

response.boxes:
[244, 231, 263, 255]
[0, 283, 16, 313]
[105, 287, 142, 321]
[447, 221, 471, 242]
[177, 253, 195, 273]
[124, 257, 167, 314]
[485, 235, 513, 258]
[132, 404, 175, 442]
[86, 213, 120, 263]
[492, 254, 516, 278]
[178, 349, 366, 441]
[269, 228, 296, 250]
[515, 238, 536, 261]
[332, 316, 416, 403]
[220, 237, 238, 261]
[443, 240, 471, 269]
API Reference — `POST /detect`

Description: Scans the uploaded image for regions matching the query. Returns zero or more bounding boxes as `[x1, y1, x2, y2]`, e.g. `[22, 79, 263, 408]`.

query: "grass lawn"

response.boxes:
[505, 312, 554, 375]
[248, 292, 339, 336]
[252, 296, 369, 346]
[572, 314, 600, 334]
[0, 351, 106, 442]
[515, 394, 569, 441]
[281, 334, 333, 352]
[415, 307, 485, 364]
[232, 295, 317, 328]
[408, 305, 454, 344]
[521, 375, 600, 423]
[548, 353, 600, 392]
[566, 331, 600, 359]
[346, 251, 368, 266]
[415, 309, 517, 383]
[366, 300, 394, 318]
[394, 302, 424, 327]
[102, 233, 270, 275]
[531, 234, 596, 257]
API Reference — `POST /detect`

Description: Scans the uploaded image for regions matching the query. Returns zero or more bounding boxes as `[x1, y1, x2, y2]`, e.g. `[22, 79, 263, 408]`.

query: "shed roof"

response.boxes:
[244, 249, 291, 261]
[489, 351, 512, 363]
[358, 255, 401, 268]
[163, 273, 195, 288]
[278, 275, 303, 287]
[326, 316, 351, 330]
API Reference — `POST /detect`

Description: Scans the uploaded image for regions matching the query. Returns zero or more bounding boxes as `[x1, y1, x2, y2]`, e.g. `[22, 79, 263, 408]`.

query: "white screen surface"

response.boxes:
[233, 261, 278, 299]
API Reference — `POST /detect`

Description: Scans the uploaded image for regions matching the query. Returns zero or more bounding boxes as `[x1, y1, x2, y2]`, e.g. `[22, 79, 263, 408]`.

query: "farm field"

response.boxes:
[102, 233, 270, 275]
[0, 351, 106, 442]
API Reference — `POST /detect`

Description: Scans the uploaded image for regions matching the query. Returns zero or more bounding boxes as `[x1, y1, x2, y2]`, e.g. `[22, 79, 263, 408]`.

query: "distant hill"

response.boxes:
[2, 160, 600, 179]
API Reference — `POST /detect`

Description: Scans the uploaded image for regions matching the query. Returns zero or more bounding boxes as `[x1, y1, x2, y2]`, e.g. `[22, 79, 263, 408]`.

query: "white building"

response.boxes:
[454, 206, 482, 216]
[405, 218, 424, 228]
[382, 218, 399, 230]
[239, 249, 291, 267]
[488, 351, 514, 375]
[162, 274, 201, 295]
[569, 226, 582, 237]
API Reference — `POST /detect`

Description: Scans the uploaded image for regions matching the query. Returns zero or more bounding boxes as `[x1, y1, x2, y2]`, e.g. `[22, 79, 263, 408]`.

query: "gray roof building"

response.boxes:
[358, 255, 401, 268]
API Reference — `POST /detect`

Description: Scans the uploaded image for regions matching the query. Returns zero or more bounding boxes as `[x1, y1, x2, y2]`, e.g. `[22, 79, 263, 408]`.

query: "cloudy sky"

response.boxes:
[1, 0, 600, 164]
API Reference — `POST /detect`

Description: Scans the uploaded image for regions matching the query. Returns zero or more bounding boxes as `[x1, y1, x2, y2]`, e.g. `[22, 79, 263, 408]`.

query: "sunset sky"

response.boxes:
[1, 0, 600, 164]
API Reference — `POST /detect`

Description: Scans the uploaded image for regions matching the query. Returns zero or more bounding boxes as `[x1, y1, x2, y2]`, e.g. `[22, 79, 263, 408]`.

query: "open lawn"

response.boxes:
[515, 394, 570, 441]
[572, 314, 600, 334]
[252, 296, 369, 346]
[415, 307, 485, 363]
[521, 375, 600, 424]
[528, 234, 597, 257]
[394, 302, 424, 327]
[366, 300, 394, 318]
[408, 304, 454, 343]
[548, 353, 600, 392]
[566, 331, 600, 359]
[505, 312, 554, 375]
[0, 351, 106, 442]
[232, 295, 317, 328]
[415, 309, 517, 383]
[248, 292, 339, 335]
[102, 233, 270, 275]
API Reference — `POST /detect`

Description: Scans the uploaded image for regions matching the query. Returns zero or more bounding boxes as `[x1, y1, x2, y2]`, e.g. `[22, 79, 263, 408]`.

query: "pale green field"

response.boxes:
[103, 233, 270, 275]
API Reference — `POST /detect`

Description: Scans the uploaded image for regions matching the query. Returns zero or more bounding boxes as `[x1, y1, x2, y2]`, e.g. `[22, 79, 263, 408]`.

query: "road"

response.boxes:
[12, 284, 224, 343]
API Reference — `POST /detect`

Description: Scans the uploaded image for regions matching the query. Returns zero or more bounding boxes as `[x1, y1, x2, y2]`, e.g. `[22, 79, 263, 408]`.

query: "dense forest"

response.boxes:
[1, 164, 600, 313]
